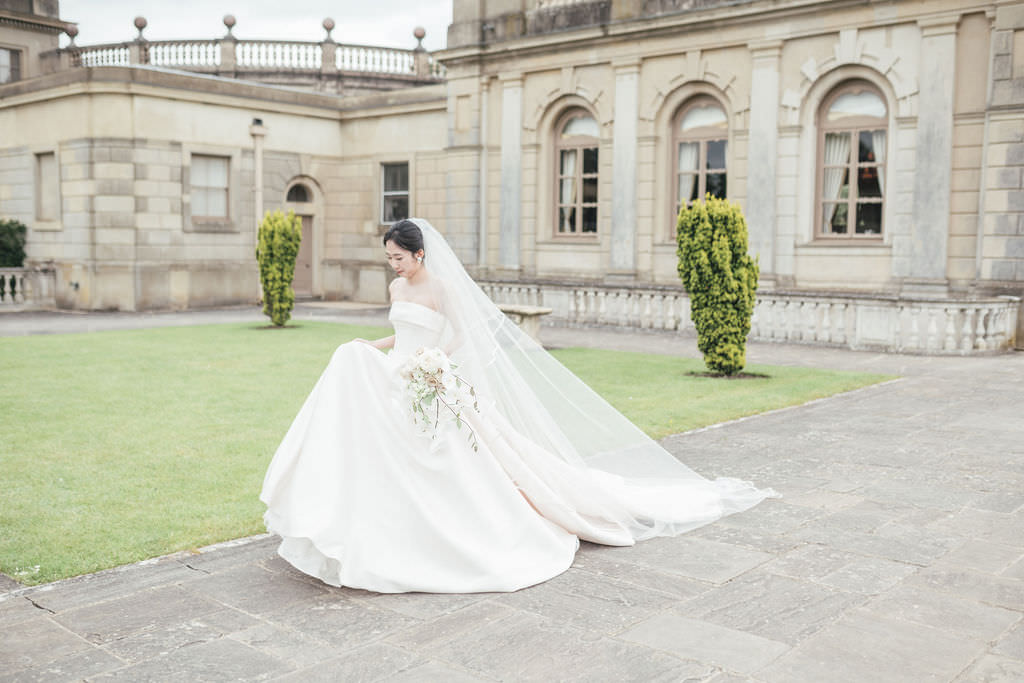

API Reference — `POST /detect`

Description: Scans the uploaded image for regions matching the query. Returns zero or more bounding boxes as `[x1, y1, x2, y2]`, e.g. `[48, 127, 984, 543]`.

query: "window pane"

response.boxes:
[582, 147, 598, 174]
[582, 206, 597, 233]
[559, 206, 576, 233]
[677, 173, 697, 205]
[582, 177, 598, 203]
[193, 189, 208, 216]
[822, 167, 849, 203]
[856, 202, 882, 234]
[560, 149, 576, 176]
[827, 90, 886, 122]
[823, 203, 848, 234]
[677, 142, 698, 172]
[207, 157, 228, 186]
[859, 131, 881, 163]
[206, 189, 228, 217]
[287, 184, 310, 202]
[562, 114, 599, 139]
[0, 49, 11, 84]
[823, 132, 851, 166]
[191, 158, 208, 186]
[560, 178, 575, 204]
[706, 173, 727, 199]
[706, 139, 727, 170]
[680, 103, 727, 132]
[858, 166, 882, 198]
[383, 163, 408, 192]
[383, 196, 408, 223]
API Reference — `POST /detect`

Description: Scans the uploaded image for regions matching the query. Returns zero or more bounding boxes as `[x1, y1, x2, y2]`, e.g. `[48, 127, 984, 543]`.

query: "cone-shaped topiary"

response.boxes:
[256, 209, 302, 327]
[677, 196, 759, 375]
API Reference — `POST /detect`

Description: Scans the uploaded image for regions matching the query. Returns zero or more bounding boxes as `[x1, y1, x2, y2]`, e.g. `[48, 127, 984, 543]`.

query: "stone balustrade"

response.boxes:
[54, 37, 445, 80]
[147, 41, 220, 68]
[0, 267, 56, 310]
[236, 41, 320, 70]
[480, 279, 1020, 355]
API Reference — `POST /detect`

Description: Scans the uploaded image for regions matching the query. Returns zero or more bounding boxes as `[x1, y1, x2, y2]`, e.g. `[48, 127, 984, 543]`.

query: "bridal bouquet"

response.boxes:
[398, 347, 480, 451]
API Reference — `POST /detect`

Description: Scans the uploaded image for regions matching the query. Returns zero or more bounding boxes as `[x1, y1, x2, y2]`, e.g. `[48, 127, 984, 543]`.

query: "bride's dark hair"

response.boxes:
[383, 220, 424, 258]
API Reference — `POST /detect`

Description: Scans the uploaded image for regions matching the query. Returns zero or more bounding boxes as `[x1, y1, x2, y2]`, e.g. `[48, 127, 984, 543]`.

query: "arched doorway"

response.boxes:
[284, 178, 322, 298]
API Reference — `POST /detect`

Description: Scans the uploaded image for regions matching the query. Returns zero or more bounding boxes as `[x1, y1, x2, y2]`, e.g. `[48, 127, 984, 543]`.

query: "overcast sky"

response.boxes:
[58, 1, 453, 52]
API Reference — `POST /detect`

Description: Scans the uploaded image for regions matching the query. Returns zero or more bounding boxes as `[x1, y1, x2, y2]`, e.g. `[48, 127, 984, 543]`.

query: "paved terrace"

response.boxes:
[1, 304, 1022, 682]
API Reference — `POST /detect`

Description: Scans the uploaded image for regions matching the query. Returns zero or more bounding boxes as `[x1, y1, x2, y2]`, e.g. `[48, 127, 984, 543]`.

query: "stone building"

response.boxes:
[1, 0, 1022, 353]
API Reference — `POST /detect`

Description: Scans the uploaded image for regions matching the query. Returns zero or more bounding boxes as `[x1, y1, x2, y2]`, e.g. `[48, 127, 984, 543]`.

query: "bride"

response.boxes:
[260, 218, 774, 593]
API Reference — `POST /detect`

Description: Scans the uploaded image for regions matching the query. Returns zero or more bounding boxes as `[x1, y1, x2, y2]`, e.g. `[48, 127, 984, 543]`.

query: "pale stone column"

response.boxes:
[907, 17, 959, 289]
[747, 41, 782, 279]
[499, 74, 523, 270]
[611, 59, 640, 274]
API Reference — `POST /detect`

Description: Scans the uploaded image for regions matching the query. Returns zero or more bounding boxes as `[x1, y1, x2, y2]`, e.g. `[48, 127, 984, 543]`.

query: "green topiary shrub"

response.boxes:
[0, 219, 27, 267]
[677, 196, 759, 376]
[256, 209, 302, 327]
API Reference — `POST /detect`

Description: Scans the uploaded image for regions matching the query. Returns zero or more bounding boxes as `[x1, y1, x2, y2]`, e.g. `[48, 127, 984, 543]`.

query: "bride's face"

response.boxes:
[385, 240, 424, 279]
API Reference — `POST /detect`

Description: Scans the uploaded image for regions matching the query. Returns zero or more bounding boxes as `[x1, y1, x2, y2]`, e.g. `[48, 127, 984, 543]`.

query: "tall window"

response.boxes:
[674, 97, 728, 215]
[191, 155, 229, 219]
[0, 48, 20, 84]
[35, 152, 59, 221]
[381, 162, 409, 223]
[817, 82, 887, 238]
[555, 110, 599, 235]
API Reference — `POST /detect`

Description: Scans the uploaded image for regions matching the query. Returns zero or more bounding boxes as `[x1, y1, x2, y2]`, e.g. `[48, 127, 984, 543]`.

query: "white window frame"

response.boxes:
[380, 162, 410, 225]
[0, 47, 21, 85]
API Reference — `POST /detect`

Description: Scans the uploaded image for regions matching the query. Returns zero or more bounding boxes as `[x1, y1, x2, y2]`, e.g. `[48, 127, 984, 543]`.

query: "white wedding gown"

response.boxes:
[261, 300, 768, 593]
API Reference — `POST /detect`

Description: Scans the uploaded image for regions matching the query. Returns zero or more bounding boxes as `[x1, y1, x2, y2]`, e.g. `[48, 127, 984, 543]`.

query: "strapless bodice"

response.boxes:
[389, 301, 446, 359]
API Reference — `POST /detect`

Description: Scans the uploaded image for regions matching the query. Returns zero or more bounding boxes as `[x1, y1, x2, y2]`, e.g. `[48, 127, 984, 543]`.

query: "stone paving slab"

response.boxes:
[1, 307, 1023, 681]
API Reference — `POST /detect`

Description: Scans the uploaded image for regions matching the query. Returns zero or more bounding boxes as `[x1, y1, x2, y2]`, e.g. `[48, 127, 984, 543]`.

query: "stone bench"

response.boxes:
[498, 303, 553, 343]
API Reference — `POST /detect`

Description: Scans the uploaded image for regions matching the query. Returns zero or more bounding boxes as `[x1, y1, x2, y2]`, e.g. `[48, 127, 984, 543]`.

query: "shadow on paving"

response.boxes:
[1, 306, 1022, 681]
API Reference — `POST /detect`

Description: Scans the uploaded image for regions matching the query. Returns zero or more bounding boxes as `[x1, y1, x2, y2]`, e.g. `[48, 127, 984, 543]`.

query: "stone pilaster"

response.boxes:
[907, 17, 959, 291]
[611, 59, 640, 275]
[499, 74, 523, 271]
[747, 41, 782, 278]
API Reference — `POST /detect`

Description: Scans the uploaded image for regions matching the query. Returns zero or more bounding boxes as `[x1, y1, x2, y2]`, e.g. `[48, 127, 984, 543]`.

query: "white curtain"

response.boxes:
[871, 129, 886, 195]
[677, 142, 698, 204]
[559, 150, 576, 232]
[822, 133, 850, 225]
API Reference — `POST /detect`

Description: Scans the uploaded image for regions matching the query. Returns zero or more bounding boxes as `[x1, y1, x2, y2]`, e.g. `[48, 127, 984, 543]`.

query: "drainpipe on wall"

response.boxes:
[250, 118, 268, 300]
[478, 77, 489, 269]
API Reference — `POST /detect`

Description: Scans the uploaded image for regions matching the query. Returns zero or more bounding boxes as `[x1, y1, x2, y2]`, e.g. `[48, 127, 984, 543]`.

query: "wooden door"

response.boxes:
[293, 215, 313, 297]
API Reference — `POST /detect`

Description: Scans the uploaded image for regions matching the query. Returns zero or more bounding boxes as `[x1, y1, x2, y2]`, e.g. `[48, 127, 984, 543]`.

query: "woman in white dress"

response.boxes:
[260, 218, 774, 593]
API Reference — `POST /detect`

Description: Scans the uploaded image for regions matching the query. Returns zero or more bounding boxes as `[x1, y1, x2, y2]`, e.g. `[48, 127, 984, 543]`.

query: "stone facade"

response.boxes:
[0, 0, 1022, 351]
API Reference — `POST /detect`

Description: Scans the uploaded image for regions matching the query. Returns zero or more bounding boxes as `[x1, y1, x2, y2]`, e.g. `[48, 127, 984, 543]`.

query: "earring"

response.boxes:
[417, 256, 423, 263]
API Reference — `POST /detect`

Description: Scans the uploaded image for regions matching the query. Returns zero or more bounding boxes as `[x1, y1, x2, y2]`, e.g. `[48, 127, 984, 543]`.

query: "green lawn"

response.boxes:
[0, 322, 891, 585]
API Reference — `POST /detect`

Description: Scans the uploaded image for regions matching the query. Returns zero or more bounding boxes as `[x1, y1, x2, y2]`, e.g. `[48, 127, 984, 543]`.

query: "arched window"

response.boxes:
[286, 183, 311, 203]
[555, 109, 599, 235]
[674, 97, 728, 215]
[817, 82, 887, 238]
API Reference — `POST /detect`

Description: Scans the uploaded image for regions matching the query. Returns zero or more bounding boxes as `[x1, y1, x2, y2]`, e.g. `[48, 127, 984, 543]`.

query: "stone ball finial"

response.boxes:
[223, 14, 236, 35]
[65, 24, 79, 44]
[322, 17, 335, 41]
[134, 15, 147, 40]
[413, 26, 426, 50]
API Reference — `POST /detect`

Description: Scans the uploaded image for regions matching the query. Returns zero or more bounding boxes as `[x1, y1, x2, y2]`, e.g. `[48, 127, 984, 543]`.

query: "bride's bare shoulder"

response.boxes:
[389, 277, 408, 298]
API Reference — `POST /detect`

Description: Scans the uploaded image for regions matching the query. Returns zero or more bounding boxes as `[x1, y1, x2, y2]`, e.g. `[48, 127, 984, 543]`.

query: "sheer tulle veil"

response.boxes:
[412, 218, 774, 540]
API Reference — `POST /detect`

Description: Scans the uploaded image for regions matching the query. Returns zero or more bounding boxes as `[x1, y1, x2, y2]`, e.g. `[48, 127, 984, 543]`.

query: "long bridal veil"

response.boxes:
[413, 218, 774, 540]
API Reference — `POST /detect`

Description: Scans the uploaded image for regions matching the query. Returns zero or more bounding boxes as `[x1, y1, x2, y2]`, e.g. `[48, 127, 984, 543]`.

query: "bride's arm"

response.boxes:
[356, 334, 394, 350]
[356, 279, 400, 350]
